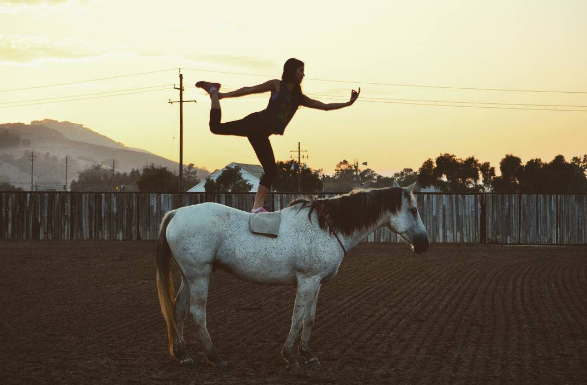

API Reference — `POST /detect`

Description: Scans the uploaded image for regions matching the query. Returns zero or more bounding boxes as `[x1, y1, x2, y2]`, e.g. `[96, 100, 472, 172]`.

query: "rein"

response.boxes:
[312, 201, 347, 255]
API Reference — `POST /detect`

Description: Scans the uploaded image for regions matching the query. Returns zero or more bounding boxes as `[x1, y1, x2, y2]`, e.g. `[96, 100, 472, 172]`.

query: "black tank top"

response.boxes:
[261, 81, 300, 135]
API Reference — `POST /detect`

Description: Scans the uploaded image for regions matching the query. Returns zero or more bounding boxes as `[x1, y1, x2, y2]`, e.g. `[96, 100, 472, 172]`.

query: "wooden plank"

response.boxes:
[32, 193, 40, 240]
[486, 194, 493, 243]
[70, 193, 77, 240]
[455, 195, 462, 243]
[56, 193, 62, 240]
[0, 193, 4, 239]
[102, 194, 108, 240]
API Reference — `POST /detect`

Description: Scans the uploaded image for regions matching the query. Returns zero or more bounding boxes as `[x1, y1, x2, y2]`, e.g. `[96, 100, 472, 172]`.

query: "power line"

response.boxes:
[0, 85, 173, 105]
[313, 96, 587, 112]
[0, 87, 172, 109]
[183, 67, 587, 95]
[307, 93, 587, 109]
[306, 78, 587, 95]
[0, 68, 175, 93]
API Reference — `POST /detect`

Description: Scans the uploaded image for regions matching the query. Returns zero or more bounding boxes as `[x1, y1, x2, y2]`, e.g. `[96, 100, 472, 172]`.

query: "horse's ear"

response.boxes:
[406, 182, 419, 193]
[393, 180, 400, 188]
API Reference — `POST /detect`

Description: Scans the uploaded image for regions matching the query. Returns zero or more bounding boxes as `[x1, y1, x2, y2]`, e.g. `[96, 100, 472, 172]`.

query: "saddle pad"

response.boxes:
[249, 211, 281, 238]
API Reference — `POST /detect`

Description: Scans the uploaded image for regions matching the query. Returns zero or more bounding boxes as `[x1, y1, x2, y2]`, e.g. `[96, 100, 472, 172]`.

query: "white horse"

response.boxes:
[156, 183, 429, 370]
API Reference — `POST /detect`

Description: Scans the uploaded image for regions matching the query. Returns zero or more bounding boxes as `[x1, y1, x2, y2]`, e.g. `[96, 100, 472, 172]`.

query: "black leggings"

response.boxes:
[209, 108, 277, 189]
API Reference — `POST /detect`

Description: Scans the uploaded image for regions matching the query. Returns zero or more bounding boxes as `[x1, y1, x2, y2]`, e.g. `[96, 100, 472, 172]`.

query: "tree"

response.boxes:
[358, 168, 378, 187]
[541, 155, 586, 193]
[491, 154, 587, 193]
[272, 160, 322, 192]
[70, 164, 142, 192]
[137, 164, 178, 192]
[70, 164, 112, 192]
[324, 160, 358, 192]
[479, 162, 496, 190]
[572, 154, 587, 176]
[393, 168, 418, 187]
[417, 159, 436, 189]
[417, 153, 490, 192]
[0, 182, 23, 191]
[334, 159, 356, 186]
[492, 154, 522, 193]
[204, 165, 253, 192]
[182, 163, 201, 191]
[371, 175, 397, 188]
[0, 130, 22, 148]
[517, 158, 544, 193]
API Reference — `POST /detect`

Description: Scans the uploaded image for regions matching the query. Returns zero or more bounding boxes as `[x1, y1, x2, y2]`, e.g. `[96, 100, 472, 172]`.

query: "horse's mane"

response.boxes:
[287, 187, 404, 236]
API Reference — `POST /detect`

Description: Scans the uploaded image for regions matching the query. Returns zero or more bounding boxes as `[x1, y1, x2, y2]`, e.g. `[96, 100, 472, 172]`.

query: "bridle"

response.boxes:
[312, 201, 347, 255]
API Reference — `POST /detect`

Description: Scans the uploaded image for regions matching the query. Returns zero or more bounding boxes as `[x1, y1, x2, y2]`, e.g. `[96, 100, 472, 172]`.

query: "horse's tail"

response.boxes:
[155, 210, 181, 357]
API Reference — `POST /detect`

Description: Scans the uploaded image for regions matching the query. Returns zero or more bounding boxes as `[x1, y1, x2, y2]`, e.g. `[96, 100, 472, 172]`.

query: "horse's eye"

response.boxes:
[411, 208, 418, 215]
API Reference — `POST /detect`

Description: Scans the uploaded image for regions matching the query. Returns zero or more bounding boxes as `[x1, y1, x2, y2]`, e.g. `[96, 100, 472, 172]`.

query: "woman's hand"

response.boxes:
[350, 87, 361, 105]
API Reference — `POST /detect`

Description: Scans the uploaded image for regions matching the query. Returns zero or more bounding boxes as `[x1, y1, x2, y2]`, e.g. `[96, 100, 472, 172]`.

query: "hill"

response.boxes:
[0, 120, 209, 191]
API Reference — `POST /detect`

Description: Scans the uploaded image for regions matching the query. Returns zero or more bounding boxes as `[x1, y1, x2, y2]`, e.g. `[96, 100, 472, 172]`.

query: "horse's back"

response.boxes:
[166, 203, 342, 285]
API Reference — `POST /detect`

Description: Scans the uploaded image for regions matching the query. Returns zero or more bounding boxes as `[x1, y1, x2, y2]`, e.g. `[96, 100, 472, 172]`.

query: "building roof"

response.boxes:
[187, 162, 263, 192]
[233, 163, 264, 180]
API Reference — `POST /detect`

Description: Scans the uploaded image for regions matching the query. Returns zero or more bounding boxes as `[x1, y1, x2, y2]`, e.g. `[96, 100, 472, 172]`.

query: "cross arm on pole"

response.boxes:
[169, 99, 197, 104]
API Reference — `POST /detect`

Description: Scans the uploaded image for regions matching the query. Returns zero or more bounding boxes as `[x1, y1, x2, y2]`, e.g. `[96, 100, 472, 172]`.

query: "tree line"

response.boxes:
[68, 163, 201, 192]
[2, 153, 586, 193]
[418, 153, 587, 193]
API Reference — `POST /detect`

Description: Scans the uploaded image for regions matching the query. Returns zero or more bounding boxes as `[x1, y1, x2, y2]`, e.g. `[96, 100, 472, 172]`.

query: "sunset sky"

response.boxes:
[1, 0, 586, 176]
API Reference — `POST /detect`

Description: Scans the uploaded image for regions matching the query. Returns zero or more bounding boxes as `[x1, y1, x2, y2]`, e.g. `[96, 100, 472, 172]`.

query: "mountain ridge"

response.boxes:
[0, 120, 209, 190]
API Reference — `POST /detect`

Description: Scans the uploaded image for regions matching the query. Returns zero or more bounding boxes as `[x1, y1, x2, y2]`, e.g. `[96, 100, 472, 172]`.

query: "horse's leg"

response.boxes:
[299, 285, 321, 366]
[282, 276, 321, 371]
[172, 276, 192, 364]
[188, 269, 226, 368]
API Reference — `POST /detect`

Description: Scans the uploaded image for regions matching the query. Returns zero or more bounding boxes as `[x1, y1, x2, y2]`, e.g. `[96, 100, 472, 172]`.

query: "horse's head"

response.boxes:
[387, 182, 429, 254]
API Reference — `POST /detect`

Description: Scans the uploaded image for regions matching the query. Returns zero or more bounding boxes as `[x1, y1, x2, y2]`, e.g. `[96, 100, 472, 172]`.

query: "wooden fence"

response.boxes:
[0, 192, 586, 244]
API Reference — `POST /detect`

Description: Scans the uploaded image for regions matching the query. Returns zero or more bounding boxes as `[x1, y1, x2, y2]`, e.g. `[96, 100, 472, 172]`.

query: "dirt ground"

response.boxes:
[0, 241, 586, 385]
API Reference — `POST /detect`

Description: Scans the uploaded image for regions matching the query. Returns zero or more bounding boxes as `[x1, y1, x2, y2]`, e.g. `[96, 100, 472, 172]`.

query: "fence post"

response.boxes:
[135, 193, 140, 241]
[556, 194, 560, 245]
[518, 193, 522, 245]
[480, 193, 486, 244]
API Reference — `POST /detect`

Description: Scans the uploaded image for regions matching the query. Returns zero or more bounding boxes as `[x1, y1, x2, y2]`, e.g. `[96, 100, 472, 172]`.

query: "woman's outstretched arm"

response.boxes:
[219, 80, 279, 99]
[301, 88, 361, 111]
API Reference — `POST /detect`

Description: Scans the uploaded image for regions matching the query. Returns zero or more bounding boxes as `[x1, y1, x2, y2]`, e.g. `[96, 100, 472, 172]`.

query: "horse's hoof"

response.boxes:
[305, 357, 321, 367]
[286, 362, 300, 372]
[179, 357, 194, 365]
[213, 360, 228, 369]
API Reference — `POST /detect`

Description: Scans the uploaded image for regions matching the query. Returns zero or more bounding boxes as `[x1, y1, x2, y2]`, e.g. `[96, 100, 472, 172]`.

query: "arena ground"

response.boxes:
[0, 241, 586, 384]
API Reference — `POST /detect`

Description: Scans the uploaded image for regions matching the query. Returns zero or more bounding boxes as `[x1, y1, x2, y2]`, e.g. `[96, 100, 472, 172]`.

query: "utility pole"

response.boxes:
[169, 69, 197, 192]
[61, 156, 69, 191]
[112, 159, 116, 192]
[290, 142, 308, 192]
[65, 156, 68, 191]
[29, 151, 37, 191]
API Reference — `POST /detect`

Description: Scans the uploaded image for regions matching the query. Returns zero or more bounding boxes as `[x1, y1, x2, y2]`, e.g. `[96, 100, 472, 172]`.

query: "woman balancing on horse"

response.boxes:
[196, 58, 361, 213]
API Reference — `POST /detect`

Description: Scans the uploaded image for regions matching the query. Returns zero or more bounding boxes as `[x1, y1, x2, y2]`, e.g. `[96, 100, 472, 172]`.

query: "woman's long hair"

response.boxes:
[282, 58, 304, 103]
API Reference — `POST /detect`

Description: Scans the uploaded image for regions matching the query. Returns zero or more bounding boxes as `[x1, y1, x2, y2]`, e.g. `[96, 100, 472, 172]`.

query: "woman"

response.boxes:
[196, 58, 360, 213]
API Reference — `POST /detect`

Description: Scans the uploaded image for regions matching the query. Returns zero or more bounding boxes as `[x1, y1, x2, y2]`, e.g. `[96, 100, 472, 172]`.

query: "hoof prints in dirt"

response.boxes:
[1, 241, 587, 384]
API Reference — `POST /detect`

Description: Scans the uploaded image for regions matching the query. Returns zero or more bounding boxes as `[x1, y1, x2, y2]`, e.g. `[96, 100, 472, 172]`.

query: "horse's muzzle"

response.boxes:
[413, 235, 429, 255]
